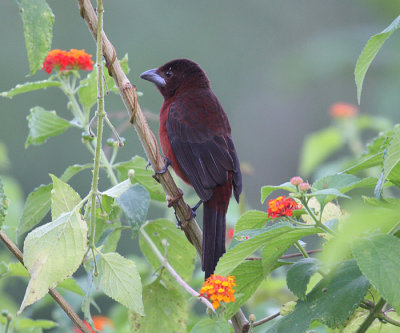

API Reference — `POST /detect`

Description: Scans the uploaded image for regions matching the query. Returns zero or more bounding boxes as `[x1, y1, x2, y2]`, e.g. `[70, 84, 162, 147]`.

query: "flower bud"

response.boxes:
[249, 314, 256, 322]
[81, 131, 94, 144]
[128, 169, 135, 179]
[298, 182, 311, 192]
[290, 176, 303, 186]
[106, 138, 116, 147]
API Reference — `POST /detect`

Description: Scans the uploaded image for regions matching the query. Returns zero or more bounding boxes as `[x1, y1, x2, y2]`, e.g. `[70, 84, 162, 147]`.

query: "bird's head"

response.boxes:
[140, 58, 210, 99]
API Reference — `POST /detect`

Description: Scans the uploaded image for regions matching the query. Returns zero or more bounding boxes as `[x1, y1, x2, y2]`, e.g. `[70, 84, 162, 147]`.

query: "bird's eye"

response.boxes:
[165, 70, 172, 78]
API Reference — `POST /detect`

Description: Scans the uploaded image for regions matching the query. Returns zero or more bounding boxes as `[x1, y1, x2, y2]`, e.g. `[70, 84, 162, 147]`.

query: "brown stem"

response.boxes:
[242, 312, 280, 332]
[0, 230, 91, 333]
[76, 1, 248, 331]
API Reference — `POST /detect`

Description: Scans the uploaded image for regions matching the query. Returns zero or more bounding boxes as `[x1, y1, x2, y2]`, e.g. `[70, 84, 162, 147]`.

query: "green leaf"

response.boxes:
[78, 54, 130, 113]
[311, 174, 376, 205]
[223, 260, 265, 319]
[342, 153, 382, 174]
[60, 163, 92, 182]
[25, 107, 72, 148]
[352, 234, 400, 313]
[6, 261, 29, 278]
[0, 79, 61, 99]
[115, 156, 165, 201]
[260, 182, 296, 204]
[234, 210, 268, 233]
[50, 175, 81, 220]
[103, 179, 132, 198]
[268, 260, 369, 332]
[261, 227, 321, 276]
[102, 227, 123, 253]
[57, 277, 84, 296]
[322, 206, 400, 264]
[286, 258, 321, 300]
[383, 126, 400, 187]
[215, 224, 320, 276]
[129, 280, 187, 333]
[98, 252, 144, 315]
[190, 318, 231, 333]
[139, 219, 196, 283]
[16, 318, 57, 330]
[116, 184, 150, 237]
[20, 212, 87, 313]
[16, 0, 54, 75]
[299, 127, 345, 176]
[18, 184, 52, 236]
[0, 178, 8, 228]
[355, 15, 400, 103]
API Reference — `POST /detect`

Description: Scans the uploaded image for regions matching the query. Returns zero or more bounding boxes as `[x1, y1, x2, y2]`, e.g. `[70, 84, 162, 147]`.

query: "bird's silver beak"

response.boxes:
[140, 68, 166, 88]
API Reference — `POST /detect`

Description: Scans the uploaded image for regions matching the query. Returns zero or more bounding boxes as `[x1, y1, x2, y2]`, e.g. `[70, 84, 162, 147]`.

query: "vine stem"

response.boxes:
[355, 298, 386, 333]
[0, 230, 92, 333]
[294, 241, 309, 258]
[140, 227, 215, 312]
[88, 0, 105, 268]
[299, 198, 337, 236]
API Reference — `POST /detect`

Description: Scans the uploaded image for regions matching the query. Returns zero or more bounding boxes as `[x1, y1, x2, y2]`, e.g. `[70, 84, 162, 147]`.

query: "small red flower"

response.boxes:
[267, 196, 301, 218]
[329, 103, 359, 118]
[199, 274, 236, 309]
[227, 228, 235, 241]
[73, 316, 113, 333]
[42, 49, 94, 74]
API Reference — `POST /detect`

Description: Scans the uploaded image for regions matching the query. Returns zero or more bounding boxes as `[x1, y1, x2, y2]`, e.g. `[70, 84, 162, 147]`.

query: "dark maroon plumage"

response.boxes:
[140, 59, 242, 278]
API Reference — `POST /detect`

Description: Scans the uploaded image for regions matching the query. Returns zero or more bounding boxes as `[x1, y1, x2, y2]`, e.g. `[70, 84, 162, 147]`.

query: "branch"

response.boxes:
[140, 227, 214, 312]
[0, 230, 92, 333]
[76, 1, 248, 331]
[356, 297, 386, 333]
[243, 312, 280, 332]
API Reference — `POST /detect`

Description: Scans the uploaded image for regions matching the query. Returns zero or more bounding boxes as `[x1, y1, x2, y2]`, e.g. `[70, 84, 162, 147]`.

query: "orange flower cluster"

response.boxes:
[267, 196, 301, 218]
[199, 274, 236, 309]
[73, 316, 113, 333]
[329, 102, 359, 118]
[42, 49, 94, 74]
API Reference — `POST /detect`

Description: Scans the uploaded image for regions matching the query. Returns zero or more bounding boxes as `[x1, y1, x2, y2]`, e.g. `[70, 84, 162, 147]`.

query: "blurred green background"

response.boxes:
[1, 0, 400, 331]
[1, 0, 399, 206]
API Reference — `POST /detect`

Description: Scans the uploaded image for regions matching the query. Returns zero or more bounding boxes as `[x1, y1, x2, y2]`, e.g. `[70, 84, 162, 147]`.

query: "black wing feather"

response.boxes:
[166, 90, 241, 201]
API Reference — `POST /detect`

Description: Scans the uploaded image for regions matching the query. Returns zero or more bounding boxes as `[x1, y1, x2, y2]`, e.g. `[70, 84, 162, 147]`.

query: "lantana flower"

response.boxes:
[267, 196, 301, 218]
[199, 274, 236, 309]
[329, 102, 359, 118]
[73, 315, 113, 333]
[42, 49, 94, 74]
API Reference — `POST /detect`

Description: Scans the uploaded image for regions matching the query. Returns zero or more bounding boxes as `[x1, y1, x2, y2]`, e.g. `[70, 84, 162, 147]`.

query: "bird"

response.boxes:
[140, 59, 242, 278]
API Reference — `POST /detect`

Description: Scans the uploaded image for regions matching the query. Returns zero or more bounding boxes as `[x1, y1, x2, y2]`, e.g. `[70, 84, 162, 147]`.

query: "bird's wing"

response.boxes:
[166, 89, 241, 202]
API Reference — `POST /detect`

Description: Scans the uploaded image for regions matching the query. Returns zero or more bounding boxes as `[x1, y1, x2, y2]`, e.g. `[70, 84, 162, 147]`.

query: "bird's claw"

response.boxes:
[152, 156, 171, 182]
[146, 160, 151, 170]
[156, 156, 171, 174]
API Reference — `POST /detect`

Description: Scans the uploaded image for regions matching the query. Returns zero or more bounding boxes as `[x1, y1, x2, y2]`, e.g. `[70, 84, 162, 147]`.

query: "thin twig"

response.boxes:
[0, 230, 91, 333]
[140, 227, 214, 312]
[76, 1, 248, 331]
[243, 311, 280, 331]
[356, 298, 386, 333]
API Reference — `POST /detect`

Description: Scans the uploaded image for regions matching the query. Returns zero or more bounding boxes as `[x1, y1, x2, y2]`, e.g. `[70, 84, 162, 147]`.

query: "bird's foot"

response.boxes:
[152, 156, 171, 182]
[191, 200, 203, 214]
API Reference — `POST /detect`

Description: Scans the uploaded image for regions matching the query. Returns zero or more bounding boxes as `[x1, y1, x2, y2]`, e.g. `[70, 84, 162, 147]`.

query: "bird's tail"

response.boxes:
[202, 181, 231, 279]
